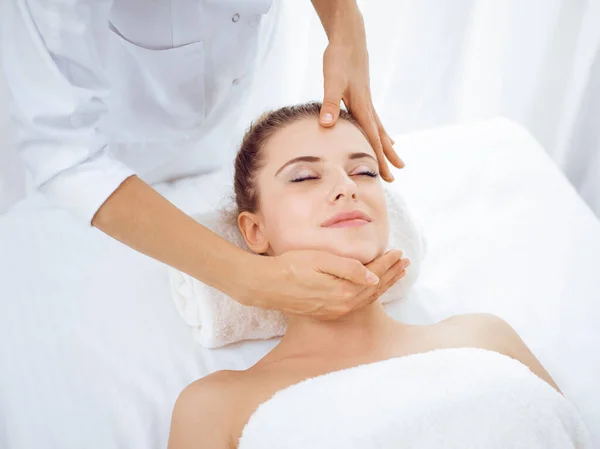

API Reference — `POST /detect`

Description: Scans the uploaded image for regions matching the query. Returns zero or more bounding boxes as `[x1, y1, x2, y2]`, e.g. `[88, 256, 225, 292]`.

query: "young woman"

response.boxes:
[168, 103, 584, 449]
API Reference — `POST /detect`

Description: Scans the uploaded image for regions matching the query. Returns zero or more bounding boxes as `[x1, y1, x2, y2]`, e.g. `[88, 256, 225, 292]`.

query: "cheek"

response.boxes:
[260, 193, 317, 254]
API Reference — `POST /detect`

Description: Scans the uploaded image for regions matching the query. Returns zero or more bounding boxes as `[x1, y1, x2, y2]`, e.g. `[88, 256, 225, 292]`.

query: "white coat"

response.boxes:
[1, 0, 274, 223]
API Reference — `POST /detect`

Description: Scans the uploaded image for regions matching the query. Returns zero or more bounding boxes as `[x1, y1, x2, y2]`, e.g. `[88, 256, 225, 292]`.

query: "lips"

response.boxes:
[321, 210, 373, 228]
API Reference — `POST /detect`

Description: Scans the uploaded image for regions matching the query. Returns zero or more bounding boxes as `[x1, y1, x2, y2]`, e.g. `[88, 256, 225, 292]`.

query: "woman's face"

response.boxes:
[239, 117, 389, 265]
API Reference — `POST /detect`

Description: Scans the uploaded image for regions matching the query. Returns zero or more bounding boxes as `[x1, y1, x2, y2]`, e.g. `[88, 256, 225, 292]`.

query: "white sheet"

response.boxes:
[0, 118, 599, 448]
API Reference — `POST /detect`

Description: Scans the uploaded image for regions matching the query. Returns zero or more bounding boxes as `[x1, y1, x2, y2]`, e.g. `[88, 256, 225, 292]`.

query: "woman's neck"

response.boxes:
[275, 301, 401, 359]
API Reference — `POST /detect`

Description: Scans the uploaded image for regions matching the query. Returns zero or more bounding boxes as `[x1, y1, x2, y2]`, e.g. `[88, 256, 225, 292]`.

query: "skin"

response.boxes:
[167, 118, 561, 449]
[313, 0, 404, 180]
[240, 119, 390, 265]
[92, 0, 404, 321]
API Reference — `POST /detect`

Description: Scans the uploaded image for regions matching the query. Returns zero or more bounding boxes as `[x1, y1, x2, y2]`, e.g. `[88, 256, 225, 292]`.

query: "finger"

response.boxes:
[374, 268, 407, 301]
[317, 252, 379, 286]
[365, 250, 403, 277]
[352, 251, 403, 305]
[379, 258, 410, 288]
[353, 104, 394, 182]
[320, 70, 345, 128]
[383, 134, 404, 171]
[375, 112, 404, 170]
[356, 258, 409, 308]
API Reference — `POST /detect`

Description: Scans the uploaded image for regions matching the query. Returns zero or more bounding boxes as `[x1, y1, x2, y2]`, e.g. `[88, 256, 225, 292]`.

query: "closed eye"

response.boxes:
[290, 175, 320, 183]
[353, 169, 379, 178]
[292, 171, 378, 182]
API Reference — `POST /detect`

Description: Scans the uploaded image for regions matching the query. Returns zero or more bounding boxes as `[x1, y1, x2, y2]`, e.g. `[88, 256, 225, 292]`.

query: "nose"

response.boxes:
[329, 172, 358, 204]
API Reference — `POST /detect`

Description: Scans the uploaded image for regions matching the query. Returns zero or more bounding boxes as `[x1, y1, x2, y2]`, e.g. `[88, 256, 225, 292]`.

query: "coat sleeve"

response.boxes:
[1, 0, 135, 224]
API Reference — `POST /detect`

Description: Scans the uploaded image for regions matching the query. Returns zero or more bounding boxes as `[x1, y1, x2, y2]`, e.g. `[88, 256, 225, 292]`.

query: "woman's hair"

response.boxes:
[234, 102, 365, 214]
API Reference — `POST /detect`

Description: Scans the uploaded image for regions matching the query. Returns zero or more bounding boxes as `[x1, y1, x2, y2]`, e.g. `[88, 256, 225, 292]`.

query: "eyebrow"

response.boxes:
[275, 152, 377, 176]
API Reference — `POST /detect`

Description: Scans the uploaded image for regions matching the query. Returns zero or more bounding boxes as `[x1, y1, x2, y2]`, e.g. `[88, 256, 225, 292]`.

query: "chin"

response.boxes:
[329, 243, 383, 265]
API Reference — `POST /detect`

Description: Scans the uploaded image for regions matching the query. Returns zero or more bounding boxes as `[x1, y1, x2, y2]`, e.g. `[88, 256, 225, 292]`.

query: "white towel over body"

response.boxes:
[238, 348, 591, 449]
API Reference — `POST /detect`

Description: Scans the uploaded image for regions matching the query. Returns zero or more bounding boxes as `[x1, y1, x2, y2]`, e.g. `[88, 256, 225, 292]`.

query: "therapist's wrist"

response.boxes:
[228, 251, 275, 308]
[313, 0, 364, 46]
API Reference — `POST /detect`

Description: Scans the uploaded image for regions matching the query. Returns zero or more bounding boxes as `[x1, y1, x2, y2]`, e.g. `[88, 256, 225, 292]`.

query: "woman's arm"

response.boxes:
[92, 176, 260, 303]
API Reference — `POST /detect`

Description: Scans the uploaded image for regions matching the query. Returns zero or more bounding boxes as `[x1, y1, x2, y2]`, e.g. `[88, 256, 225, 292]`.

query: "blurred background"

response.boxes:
[1, 0, 599, 216]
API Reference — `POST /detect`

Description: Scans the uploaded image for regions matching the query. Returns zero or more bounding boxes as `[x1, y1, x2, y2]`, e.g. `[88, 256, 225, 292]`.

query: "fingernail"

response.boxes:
[321, 113, 333, 124]
[366, 272, 379, 285]
[404, 259, 411, 268]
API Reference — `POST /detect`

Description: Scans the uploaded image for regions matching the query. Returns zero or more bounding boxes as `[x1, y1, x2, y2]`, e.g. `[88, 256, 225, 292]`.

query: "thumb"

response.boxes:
[317, 252, 379, 286]
[320, 75, 344, 128]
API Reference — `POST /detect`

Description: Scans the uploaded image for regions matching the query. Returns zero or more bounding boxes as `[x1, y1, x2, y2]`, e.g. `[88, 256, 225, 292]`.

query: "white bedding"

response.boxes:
[0, 118, 599, 448]
[238, 348, 592, 448]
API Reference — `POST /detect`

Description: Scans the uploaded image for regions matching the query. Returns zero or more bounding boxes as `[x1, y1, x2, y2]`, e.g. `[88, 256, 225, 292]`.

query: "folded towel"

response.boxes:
[169, 186, 426, 348]
[238, 347, 592, 449]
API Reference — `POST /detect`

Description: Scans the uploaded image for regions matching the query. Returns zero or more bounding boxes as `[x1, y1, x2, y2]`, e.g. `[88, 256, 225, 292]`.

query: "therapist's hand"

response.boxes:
[240, 249, 409, 320]
[316, 1, 404, 181]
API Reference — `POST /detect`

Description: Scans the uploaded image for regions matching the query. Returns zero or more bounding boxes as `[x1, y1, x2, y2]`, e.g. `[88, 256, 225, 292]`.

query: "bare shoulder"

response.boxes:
[168, 370, 245, 449]
[440, 313, 561, 393]
[440, 313, 517, 348]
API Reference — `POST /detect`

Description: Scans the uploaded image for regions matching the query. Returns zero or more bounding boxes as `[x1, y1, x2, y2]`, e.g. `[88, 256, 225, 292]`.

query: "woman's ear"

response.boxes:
[238, 211, 270, 254]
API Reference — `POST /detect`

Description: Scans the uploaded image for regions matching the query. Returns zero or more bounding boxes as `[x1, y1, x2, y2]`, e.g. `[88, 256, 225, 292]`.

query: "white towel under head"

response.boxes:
[238, 347, 591, 449]
[169, 186, 426, 348]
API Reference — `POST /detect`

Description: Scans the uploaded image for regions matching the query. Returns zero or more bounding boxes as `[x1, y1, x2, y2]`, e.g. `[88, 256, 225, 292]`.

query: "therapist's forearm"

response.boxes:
[91, 175, 254, 300]
[311, 0, 364, 43]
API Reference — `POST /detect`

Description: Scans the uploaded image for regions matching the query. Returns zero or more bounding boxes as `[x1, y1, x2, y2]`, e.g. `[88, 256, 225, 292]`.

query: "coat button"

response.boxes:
[232, 13, 240, 23]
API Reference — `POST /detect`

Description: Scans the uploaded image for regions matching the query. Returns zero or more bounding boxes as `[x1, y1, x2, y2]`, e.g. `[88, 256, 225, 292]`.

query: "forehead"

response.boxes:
[261, 117, 374, 164]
